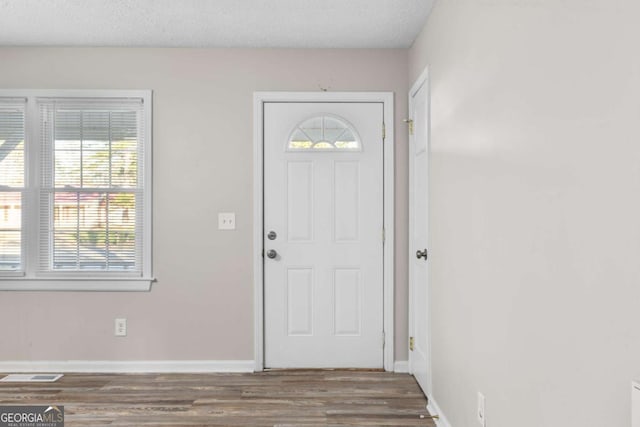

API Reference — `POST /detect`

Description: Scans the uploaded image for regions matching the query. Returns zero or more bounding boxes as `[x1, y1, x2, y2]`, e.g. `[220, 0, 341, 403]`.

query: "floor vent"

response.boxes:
[0, 374, 63, 382]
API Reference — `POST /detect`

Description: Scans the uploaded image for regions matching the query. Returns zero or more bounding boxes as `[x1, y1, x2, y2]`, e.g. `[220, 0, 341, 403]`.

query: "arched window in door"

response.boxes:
[287, 115, 361, 151]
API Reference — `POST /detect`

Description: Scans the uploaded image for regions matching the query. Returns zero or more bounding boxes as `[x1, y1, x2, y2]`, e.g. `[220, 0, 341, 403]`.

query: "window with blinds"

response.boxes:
[0, 90, 152, 291]
[39, 99, 145, 273]
[0, 99, 25, 273]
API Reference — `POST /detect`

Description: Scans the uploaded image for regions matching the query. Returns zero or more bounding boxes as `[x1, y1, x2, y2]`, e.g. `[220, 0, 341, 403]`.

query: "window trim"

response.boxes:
[0, 90, 154, 292]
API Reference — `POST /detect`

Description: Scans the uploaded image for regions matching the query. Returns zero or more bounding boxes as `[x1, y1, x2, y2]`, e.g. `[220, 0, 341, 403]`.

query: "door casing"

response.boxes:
[253, 92, 395, 371]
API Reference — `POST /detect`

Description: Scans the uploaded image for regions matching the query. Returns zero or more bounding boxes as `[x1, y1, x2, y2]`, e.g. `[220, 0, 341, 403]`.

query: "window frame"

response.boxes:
[0, 90, 153, 292]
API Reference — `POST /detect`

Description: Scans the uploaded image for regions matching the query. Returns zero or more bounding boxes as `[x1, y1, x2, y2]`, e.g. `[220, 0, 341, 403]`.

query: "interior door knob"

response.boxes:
[266, 249, 278, 259]
[416, 249, 428, 260]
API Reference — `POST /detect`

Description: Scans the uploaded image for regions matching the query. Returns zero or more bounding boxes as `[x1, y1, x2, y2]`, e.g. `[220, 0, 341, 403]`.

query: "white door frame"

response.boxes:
[253, 92, 395, 372]
[408, 67, 432, 394]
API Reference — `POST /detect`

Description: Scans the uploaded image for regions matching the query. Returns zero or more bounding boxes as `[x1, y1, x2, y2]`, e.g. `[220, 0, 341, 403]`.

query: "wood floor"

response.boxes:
[0, 370, 436, 426]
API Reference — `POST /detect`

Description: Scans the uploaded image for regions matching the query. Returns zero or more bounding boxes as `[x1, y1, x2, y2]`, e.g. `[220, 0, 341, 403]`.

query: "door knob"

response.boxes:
[266, 249, 278, 259]
[416, 249, 428, 260]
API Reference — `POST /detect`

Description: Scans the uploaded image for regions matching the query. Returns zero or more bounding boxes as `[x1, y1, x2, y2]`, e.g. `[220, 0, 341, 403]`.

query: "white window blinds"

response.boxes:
[38, 98, 146, 275]
[0, 98, 26, 272]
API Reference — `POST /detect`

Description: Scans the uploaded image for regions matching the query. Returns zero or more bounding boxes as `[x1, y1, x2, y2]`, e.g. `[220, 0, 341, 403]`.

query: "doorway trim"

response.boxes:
[253, 92, 395, 372]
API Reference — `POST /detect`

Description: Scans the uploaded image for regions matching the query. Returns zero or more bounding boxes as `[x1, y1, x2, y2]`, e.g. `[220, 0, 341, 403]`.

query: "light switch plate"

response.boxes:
[218, 212, 236, 230]
[115, 318, 127, 337]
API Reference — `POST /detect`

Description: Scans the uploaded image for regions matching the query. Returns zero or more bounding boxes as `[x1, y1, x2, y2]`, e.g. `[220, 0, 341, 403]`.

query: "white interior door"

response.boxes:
[409, 73, 431, 393]
[264, 102, 384, 368]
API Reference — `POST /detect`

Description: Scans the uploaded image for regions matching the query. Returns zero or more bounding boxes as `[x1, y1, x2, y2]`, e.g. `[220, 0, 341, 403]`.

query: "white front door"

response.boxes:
[409, 72, 431, 393]
[264, 102, 384, 368]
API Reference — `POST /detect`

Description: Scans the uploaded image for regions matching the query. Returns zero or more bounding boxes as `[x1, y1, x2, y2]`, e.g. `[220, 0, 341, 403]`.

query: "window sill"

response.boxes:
[0, 278, 155, 292]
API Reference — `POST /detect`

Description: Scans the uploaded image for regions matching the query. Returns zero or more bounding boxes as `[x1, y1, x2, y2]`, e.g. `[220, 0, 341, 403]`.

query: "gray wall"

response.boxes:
[409, 0, 640, 426]
[0, 48, 410, 363]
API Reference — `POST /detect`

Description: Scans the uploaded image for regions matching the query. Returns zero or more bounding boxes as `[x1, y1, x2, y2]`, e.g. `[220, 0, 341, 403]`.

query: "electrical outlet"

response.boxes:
[115, 318, 127, 337]
[477, 392, 486, 426]
[218, 212, 236, 230]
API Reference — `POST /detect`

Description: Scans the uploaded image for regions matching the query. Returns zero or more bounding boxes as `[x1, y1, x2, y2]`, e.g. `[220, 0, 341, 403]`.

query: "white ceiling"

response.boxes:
[0, 0, 434, 48]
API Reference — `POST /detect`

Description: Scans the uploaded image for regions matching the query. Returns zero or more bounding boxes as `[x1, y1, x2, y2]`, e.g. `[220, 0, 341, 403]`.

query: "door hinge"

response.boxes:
[382, 121, 386, 141]
[404, 118, 414, 136]
[382, 331, 386, 348]
[409, 336, 415, 351]
[382, 227, 386, 244]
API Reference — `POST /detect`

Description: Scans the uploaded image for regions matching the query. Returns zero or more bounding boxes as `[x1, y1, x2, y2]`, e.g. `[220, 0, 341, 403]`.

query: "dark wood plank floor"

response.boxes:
[0, 370, 436, 426]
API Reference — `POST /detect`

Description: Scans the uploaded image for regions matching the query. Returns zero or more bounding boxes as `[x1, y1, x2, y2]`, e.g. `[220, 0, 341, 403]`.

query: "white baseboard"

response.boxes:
[0, 360, 255, 373]
[427, 395, 452, 427]
[393, 360, 409, 373]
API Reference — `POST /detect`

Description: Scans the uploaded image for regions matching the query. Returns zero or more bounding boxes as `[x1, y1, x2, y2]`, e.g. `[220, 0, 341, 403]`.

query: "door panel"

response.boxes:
[334, 161, 359, 242]
[287, 162, 313, 241]
[264, 102, 383, 368]
[409, 77, 431, 393]
[334, 268, 361, 336]
[287, 268, 314, 335]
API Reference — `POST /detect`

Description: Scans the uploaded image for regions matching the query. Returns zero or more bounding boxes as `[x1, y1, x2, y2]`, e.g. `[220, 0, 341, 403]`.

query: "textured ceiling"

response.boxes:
[0, 0, 434, 48]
